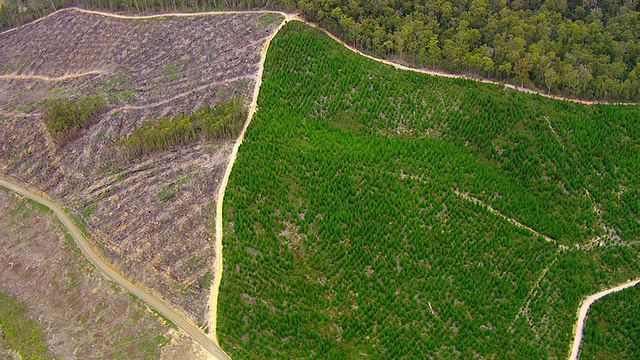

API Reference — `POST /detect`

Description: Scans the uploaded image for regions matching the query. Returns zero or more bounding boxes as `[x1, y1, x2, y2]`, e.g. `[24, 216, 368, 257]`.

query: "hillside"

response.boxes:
[0, 189, 179, 359]
[217, 21, 640, 358]
[0, 8, 283, 324]
[3, 0, 640, 102]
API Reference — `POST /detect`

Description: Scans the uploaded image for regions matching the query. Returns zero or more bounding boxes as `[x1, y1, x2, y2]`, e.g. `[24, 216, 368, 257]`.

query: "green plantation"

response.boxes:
[218, 22, 640, 358]
[579, 285, 640, 360]
[217, 22, 640, 358]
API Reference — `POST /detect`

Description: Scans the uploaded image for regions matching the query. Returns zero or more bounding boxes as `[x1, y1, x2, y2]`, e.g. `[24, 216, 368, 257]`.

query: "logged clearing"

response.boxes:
[0, 8, 283, 325]
[0, 189, 172, 359]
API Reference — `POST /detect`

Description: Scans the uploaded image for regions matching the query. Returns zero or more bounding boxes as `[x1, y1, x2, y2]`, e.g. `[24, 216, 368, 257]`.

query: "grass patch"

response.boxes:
[258, 12, 283, 27]
[0, 292, 57, 359]
[67, 210, 89, 238]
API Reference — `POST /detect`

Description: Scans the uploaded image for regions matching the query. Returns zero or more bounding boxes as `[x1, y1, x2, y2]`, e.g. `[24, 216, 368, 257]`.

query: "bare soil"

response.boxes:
[0, 8, 282, 323]
[0, 190, 171, 359]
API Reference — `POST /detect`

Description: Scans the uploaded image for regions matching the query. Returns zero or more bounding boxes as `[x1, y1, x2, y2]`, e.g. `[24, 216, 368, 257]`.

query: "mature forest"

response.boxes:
[217, 21, 640, 358]
[296, 0, 640, 102]
[2, 0, 640, 101]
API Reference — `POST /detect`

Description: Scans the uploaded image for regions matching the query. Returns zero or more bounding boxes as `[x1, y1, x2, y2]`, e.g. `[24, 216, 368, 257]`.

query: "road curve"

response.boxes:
[292, 17, 638, 106]
[0, 175, 230, 360]
[568, 278, 640, 360]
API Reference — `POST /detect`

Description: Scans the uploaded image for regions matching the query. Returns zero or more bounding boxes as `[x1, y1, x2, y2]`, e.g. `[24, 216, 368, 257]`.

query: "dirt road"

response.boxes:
[568, 278, 640, 360]
[206, 12, 292, 346]
[0, 175, 230, 360]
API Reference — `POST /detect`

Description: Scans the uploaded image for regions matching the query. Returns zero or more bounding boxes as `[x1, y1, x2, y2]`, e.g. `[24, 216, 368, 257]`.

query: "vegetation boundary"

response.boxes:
[207, 11, 292, 345]
[298, 18, 639, 106]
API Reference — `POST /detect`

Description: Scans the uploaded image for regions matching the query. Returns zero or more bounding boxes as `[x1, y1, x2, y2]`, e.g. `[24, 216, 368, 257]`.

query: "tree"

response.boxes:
[427, 36, 441, 68]
[544, 67, 559, 94]
[514, 57, 532, 87]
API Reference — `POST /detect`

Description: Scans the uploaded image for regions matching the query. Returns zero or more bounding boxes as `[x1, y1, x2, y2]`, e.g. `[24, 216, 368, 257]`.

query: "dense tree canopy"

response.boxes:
[296, 0, 640, 102]
[217, 21, 640, 358]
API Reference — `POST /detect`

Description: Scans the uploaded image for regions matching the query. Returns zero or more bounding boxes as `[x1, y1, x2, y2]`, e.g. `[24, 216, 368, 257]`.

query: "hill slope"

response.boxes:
[218, 21, 640, 358]
[0, 189, 174, 359]
[0, 8, 283, 322]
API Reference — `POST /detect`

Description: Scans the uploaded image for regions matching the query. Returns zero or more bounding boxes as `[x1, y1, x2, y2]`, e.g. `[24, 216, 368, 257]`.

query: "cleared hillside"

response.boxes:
[0, 8, 283, 323]
[0, 189, 176, 359]
[218, 21, 640, 358]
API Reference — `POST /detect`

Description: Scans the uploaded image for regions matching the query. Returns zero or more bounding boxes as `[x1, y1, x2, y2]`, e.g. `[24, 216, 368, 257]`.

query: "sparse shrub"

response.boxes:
[42, 96, 107, 143]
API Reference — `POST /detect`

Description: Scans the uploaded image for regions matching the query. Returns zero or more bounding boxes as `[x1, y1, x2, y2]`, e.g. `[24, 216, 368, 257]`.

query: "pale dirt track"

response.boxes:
[568, 278, 640, 360]
[297, 17, 638, 106]
[206, 12, 293, 347]
[0, 70, 106, 81]
[0, 175, 230, 360]
[453, 190, 556, 244]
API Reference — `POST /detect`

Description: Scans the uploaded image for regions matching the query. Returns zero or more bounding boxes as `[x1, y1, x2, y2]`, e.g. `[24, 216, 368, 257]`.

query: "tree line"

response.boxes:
[296, 0, 640, 102]
[120, 97, 246, 158]
[3, 0, 640, 102]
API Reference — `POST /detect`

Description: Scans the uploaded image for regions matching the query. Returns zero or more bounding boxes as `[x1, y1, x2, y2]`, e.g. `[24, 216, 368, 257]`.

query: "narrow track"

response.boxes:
[206, 12, 292, 345]
[0, 70, 106, 81]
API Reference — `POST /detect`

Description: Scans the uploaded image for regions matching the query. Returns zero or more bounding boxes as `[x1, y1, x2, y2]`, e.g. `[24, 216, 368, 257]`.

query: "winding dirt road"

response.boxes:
[568, 278, 640, 360]
[0, 175, 230, 360]
[299, 19, 638, 106]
